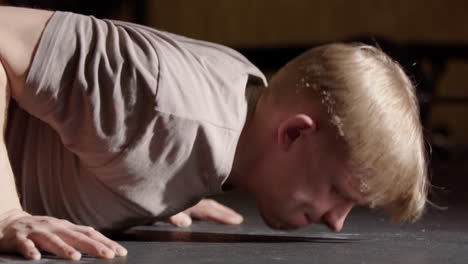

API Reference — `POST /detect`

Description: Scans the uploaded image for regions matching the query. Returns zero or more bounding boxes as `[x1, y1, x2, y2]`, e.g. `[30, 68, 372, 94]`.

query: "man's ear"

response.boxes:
[277, 114, 317, 151]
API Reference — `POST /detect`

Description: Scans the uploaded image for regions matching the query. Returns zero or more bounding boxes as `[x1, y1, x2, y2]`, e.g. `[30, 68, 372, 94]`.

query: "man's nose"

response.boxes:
[321, 202, 354, 232]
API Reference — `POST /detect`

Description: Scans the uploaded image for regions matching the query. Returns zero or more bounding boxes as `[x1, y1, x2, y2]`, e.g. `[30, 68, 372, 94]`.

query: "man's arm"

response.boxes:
[0, 6, 127, 260]
[0, 41, 22, 218]
[0, 4, 52, 224]
[0, 6, 52, 100]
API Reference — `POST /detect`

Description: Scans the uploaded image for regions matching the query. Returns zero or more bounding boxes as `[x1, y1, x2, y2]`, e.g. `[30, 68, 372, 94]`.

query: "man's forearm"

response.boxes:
[0, 58, 22, 215]
[0, 6, 52, 214]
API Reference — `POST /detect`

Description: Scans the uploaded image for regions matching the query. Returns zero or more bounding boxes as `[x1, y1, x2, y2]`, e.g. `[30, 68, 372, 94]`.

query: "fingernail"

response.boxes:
[176, 217, 192, 227]
[68, 251, 81, 260]
[116, 247, 128, 256]
[101, 249, 115, 258]
[29, 252, 40, 260]
[231, 215, 243, 224]
[179, 218, 192, 227]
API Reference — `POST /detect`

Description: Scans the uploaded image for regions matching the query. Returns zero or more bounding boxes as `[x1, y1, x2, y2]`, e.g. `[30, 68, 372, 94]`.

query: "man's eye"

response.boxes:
[330, 185, 342, 198]
[331, 185, 350, 202]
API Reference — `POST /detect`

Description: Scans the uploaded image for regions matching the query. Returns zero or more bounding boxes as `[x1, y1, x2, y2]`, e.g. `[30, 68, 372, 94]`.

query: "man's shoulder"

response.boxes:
[149, 32, 266, 132]
[0, 7, 53, 100]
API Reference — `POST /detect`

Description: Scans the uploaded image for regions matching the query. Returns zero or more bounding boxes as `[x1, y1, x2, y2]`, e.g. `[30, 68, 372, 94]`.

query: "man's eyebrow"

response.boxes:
[339, 191, 359, 204]
[341, 185, 366, 205]
[348, 196, 364, 205]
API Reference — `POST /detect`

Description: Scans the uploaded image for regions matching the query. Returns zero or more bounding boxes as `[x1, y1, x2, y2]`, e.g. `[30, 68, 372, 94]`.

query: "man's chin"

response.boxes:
[259, 211, 280, 229]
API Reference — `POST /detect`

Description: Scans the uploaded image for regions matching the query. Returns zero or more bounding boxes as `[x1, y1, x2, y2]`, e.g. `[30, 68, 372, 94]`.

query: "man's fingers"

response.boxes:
[167, 212, 192, 227]
[28, 232, 81, 260]
[189, 200, 243, 225]
[165, 199, 244, 227]
[194, 208, 243, 225]
[0, 213, 121, 260]
[74, 226, 128, 256]
[59, 229, 115, 259]
[16, 237, 41, 260]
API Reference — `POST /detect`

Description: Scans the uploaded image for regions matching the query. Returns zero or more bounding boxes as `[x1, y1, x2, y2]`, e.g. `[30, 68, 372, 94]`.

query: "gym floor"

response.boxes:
[0, 159, 467, 264]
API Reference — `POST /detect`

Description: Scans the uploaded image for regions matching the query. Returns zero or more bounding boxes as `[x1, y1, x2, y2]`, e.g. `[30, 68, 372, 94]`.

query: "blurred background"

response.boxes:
[1, 0, 467, 205]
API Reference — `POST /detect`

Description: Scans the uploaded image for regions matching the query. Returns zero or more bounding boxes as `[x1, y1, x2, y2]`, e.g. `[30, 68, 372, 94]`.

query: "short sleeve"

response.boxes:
[21, 11, 160, 168]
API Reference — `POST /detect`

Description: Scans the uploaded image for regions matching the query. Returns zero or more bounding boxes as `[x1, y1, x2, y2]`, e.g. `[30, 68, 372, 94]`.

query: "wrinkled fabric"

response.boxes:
[6, 11, 266, 230]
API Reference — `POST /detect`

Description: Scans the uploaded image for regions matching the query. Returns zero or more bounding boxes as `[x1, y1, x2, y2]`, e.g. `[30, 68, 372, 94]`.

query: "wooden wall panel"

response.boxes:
[146, 0, 468, 47]
[146, 0, 468, 144]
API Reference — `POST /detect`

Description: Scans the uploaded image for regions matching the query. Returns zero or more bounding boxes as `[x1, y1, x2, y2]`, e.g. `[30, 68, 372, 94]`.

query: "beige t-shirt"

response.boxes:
[6, 12, 266, 230]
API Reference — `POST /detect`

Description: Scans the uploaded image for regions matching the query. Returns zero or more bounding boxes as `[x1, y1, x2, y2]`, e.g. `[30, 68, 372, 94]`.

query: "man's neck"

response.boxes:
[224, 90, 270, 191]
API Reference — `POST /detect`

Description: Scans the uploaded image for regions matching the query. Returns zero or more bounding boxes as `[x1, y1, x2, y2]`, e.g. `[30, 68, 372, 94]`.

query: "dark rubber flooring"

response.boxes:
[1, 160, 467, 264]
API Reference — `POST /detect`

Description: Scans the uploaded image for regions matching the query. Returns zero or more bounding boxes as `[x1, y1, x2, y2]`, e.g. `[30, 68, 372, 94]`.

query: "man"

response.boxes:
[0, 6, 428, 260]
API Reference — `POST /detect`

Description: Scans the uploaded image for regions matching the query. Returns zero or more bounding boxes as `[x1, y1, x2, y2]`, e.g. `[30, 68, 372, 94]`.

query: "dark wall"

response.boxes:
[2, 0, 468, 188]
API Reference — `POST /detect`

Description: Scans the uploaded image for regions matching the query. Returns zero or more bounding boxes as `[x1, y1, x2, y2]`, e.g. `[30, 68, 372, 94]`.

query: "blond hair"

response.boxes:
[269, 43, 428, 222]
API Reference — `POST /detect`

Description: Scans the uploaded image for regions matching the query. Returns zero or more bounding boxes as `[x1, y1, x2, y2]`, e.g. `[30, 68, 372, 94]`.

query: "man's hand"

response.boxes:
[0, 209, 127, 260]
[166, 199, 243, 227]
